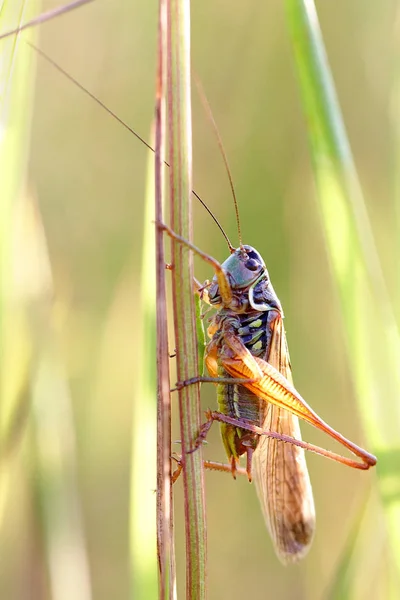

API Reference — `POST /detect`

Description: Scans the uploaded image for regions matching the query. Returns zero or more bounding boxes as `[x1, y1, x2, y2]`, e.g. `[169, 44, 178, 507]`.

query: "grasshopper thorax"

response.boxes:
[208, 245, 282, 314]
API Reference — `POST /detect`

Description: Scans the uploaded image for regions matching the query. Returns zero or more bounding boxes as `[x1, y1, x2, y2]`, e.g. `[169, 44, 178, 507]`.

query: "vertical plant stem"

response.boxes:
[166, 1, 207, 598]
[155, 0, 177, 598]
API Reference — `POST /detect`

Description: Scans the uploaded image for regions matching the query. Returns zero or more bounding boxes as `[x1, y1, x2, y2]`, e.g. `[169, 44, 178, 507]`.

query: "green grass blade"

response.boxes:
[130, 133, 158, 600]
[285, 0, 400, 587]
[0, 1, 38, 437]
[0, 1, 39, 524]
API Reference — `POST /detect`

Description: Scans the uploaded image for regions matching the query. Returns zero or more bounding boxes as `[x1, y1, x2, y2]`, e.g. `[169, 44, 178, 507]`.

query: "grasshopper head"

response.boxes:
[209, 245, 281, 313]
[221, 245, 266, 289]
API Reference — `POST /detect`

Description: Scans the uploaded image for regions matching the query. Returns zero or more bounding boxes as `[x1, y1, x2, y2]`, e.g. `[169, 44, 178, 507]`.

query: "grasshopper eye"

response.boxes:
[245, 258, 259, 271]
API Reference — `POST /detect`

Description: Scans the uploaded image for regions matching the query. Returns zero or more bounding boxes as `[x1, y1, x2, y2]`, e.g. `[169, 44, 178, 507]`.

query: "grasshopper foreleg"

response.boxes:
[171, 375, 259, 392]
[158, 221, 233, 305]
[193, 277, 212, 305]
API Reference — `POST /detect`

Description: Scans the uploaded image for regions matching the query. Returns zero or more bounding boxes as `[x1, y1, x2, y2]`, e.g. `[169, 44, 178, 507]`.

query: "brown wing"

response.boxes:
[252, 317, 315, 564]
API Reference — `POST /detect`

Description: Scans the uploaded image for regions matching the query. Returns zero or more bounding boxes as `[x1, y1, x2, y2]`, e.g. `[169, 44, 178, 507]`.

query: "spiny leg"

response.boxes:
[207, 411, 374, 470]
[243, 444, 254, 483]
[171, 454, 247, 484]
[219, 329, 377, 469]
[193, 276, 212, 305]
[186, 410, 254, 481]
[171, 375, 259, 392]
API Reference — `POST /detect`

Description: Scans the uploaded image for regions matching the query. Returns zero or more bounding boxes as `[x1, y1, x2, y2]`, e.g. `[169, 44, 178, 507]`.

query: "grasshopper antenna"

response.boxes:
[194, 72, 243, 252]
[28, 42, 235, 253]
[0, 0, 96, 41]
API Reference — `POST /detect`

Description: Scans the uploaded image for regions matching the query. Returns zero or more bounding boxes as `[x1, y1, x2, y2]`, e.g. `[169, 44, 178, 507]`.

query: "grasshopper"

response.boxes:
[163, 226, 376, 563]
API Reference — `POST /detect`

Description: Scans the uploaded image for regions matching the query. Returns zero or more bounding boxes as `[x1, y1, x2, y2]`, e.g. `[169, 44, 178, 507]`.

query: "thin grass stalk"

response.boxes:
[0, 0, 37, 422]
[166, 0, 206, 598]
[285, 0, 400, 586]
[392, 9, 400, 332]
[0, 0, 39, 526]
[130, 139, 158, 599]
[155, 0, 177, 597]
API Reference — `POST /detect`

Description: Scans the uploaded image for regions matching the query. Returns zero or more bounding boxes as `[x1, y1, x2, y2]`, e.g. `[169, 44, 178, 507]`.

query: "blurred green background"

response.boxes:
[1, 1, 399, 599]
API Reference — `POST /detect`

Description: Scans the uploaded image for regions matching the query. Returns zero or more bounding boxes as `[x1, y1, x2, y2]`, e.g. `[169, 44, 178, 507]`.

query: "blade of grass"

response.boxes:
[285, 0, 400, 588]
[393, 8, 400, 325]
[0, 0, 39, 522]
[166, 0, 207, 598]
[0, 0, 37, 424]
[130, 132, 159, 599]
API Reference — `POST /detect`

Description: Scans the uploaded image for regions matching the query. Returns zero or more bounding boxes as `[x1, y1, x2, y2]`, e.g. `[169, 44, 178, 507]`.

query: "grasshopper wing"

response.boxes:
[252, 317, 315, 564]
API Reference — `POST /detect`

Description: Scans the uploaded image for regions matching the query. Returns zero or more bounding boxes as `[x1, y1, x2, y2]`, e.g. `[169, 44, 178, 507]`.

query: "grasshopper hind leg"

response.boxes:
[172, 454, 247, 483]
